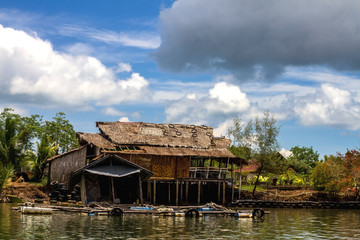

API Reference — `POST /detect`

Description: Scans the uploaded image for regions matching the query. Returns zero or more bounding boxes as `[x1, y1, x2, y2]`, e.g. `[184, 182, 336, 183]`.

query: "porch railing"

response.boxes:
[189, 167, 229, 179]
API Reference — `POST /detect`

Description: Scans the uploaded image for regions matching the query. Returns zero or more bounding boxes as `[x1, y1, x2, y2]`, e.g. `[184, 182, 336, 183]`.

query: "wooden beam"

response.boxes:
[138, 174, 143, 204]
[218, 181, 221, 203]
[80, 174, 87, 206]
[197, 181, 201, 205]
[147, 181, 151, 201]
[176, 180, 179, 206]
[180, 181, 183, 203]
[153, 180, 156, 205]
[168, 182, 171, 204]
[231, 163, 234, 203]
[222, 181, 226, 205]
[185, 181, 189, 203]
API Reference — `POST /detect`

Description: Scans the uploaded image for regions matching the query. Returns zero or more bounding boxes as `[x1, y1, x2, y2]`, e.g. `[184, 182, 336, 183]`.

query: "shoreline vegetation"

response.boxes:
[1, 108, 360, 208]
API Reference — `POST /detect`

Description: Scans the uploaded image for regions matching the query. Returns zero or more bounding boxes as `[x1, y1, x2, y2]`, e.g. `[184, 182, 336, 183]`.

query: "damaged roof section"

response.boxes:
[95, 122, 214, 149]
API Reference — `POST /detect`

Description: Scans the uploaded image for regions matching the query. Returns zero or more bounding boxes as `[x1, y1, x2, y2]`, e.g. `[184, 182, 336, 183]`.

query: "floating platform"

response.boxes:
[13, 202, 266, 218]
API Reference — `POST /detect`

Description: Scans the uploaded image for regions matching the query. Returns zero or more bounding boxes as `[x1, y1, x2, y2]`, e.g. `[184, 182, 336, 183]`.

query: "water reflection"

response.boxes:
[1, 204, 360, 239]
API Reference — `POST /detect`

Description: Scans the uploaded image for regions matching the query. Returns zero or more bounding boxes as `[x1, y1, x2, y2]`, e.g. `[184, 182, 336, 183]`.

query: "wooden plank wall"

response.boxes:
[49, 147, 87, 184]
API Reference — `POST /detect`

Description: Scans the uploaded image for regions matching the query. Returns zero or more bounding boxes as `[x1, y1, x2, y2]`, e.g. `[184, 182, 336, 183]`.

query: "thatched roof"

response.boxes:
[77, 132, 114, 148]
[96, 122, 214, 149]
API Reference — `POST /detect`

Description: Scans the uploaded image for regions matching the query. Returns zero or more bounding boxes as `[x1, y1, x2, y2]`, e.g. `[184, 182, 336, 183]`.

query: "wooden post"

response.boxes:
[218, 181, 221, 202]
[185, 182, 189, 203]
[153, 180, 156, 205]
[238, 168, 242, 200]
[110, 160, 115, 202]
[180, 181, 183, 203]
[147, 181, 151, 201]
[222, 181, 226, 205]
[138, 174, 143, 204]
[168, 182, 171, 204]
[231, 163, 234, 203]
[80, 174, 87, 206]
[198, 181, 201, 205]
[176, 180, 179, 206]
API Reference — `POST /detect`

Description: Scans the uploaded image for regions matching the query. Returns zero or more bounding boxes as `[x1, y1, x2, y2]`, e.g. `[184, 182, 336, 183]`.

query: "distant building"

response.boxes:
[48, 122, 244, 205]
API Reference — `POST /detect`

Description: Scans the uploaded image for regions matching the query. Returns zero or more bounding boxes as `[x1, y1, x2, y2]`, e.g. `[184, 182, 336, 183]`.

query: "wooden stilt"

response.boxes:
[138, 174, 143, 204]
[176, 180, 179, 206]
[180, 181, 183, 203]
[168, 182, 171, 204]
[185, 182, 189, 203]
[198, 181, 201, 205]
[111, 177, 115, 202]
[231, 163, 234, 203]
[80, 174, 87, 206]
[218, 181, 221, 203]
[153, 180, 156, 205]
[147, 181, 151, 201]
[239, 170, 242, 200]
[222, 181, 226, 205]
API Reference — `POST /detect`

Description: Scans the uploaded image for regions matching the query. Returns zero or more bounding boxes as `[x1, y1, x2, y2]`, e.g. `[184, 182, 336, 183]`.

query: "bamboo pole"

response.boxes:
[153, 180, 156, 205]
[138, 174, 143, 204]
[198, 181, 201, 205]
[222, 181, 226, 205]
[168, 182, 171, 204]
[80, 174, 87, 206]
[185, 182, 189, 203]
[218, 181, 221, 202]
[176, 180, 179, 206]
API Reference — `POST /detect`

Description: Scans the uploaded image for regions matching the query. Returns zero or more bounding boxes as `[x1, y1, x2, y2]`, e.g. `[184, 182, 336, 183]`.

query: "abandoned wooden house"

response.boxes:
[48, 121, 244, 205]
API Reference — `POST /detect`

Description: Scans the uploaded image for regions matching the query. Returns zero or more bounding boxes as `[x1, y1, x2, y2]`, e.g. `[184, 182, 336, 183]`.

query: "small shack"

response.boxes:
[71, 154, 152, 204]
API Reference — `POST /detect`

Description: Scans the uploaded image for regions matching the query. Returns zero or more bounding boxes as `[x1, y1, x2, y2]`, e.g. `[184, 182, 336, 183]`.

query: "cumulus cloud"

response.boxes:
[0, 25, 149, 107]
[294, 84, 360, 130]
[165, 81, 251, 124]
[119, 117, 130, 122]
[155, 0, 360, 79]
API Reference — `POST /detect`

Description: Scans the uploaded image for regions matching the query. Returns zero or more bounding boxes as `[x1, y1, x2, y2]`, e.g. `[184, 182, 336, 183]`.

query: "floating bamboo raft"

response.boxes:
[12, 202, 265, 218]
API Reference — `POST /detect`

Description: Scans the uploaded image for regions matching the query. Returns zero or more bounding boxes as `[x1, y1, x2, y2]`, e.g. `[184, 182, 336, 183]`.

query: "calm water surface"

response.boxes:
[1, 204, 360, 239]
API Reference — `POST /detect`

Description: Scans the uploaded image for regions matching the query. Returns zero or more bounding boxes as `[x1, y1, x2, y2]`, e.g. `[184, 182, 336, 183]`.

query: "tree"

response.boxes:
[0, 162, 13, 194]
[24, 135, 58, 182]
[227, 111, 281, 197]
[42, 112, 78, 154]
[311, 155, 343, 193]
[287, 146, 320, 174]
[0, 116, 28, 171]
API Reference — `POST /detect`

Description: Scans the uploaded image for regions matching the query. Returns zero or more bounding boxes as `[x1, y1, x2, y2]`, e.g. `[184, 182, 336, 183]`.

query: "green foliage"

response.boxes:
[24, 135, 58, 182]
[0, 108, 78, 178]
[287, 146, 320, 174]
[311, 155, 343, 192]
[0, 163, 14, 192]
[42, 112, 78, 154]
[227, 111, 281, 196]
[0, 114, 28, 170]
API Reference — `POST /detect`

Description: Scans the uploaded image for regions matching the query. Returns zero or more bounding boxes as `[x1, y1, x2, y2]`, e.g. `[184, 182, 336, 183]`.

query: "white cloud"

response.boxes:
[165, 81, 251, 124]
[207, 82, 250, 114]
[116, 63, 132, 73]
[103, 107, 126, 116]
[119, 117, 130, 122]
[294, 84, 360, 130]
[59, 25, 161, 49]
[0, 25, 149, 107]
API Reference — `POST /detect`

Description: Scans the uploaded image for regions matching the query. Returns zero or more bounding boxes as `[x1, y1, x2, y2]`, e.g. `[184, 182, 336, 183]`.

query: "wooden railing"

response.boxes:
[189, 167, 229, 179]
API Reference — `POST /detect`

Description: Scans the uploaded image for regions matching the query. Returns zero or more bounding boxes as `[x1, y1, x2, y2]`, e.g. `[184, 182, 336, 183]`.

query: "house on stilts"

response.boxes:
[47, 121, 245, 205]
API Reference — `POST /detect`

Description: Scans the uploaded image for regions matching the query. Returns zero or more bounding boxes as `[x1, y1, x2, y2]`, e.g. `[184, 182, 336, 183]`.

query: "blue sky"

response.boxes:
[1, 0, 360, 157]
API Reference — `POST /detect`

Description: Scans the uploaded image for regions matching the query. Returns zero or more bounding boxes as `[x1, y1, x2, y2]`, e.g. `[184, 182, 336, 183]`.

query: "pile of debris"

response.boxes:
[49, 182, 81, 202]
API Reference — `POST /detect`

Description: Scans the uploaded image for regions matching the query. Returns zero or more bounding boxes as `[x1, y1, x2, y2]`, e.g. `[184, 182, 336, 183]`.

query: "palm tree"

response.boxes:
[24, 135, 58, 182]
[0, 117, 27, 170]
[0, 162, 14, 194]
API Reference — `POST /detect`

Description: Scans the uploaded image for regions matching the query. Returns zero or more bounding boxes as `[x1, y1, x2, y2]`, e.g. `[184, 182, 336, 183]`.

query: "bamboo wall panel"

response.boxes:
[175, 156, 190, 178]
[151, 156, 174, 178]
[50, 147, 87, 184]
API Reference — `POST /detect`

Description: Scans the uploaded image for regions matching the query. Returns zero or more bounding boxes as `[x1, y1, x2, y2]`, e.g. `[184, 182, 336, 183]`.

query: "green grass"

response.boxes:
[238, 185, 266, 192]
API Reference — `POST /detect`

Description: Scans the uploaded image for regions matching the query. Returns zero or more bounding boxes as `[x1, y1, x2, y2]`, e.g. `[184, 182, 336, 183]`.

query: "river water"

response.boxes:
[1, 204, 360, 239]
